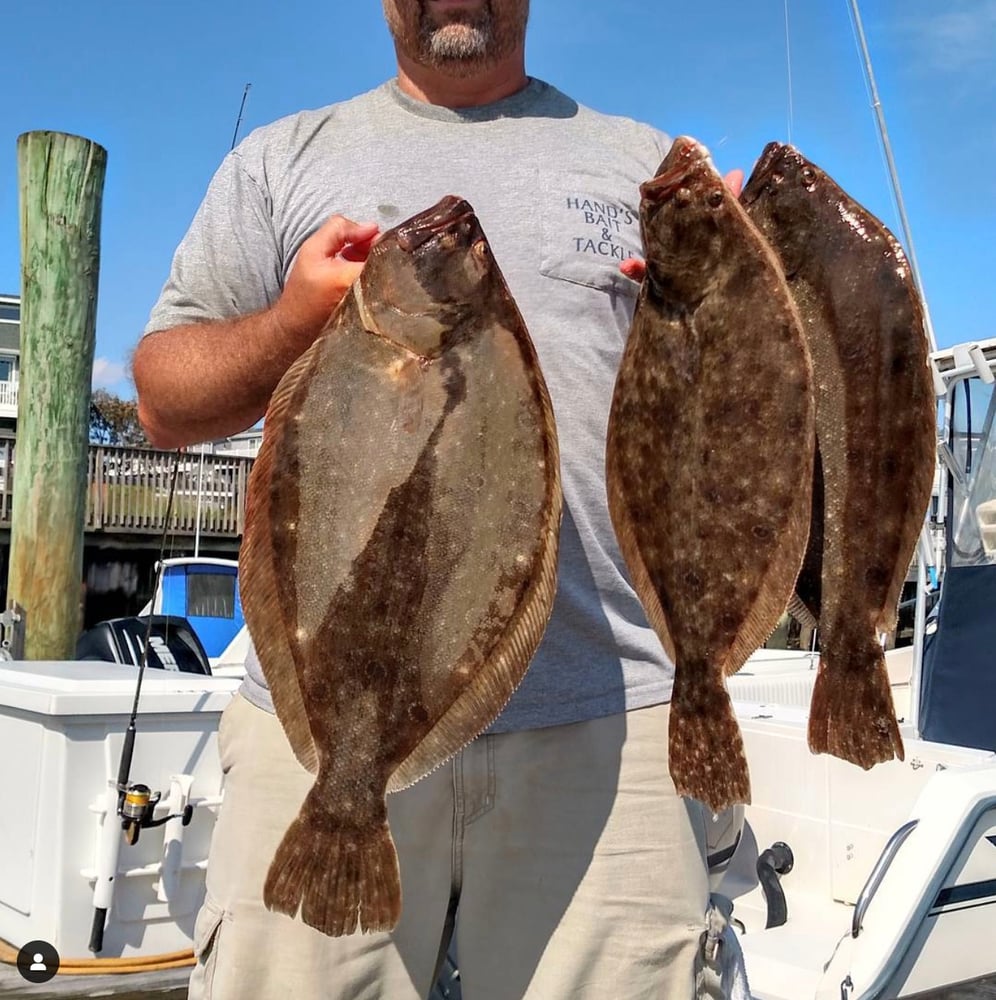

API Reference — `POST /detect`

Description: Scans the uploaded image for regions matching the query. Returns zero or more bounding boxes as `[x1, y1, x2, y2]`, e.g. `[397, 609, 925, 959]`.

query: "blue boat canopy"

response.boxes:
[151, 558, 244, 659]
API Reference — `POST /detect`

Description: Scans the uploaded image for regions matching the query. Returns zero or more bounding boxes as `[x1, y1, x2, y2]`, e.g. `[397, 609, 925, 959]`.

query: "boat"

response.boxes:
[138, 556, 248, 678]
[0, 567, 245, 989]
[2, 12, 991, 999]
[139, 557, 244, 663]
[1, 338, 992, 999]
[719, 337, 996, 1000]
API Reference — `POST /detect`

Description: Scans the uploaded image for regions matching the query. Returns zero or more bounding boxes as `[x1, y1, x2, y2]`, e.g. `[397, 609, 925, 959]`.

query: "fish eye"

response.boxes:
[706, 189, 724, 209]
[675, 187, 693, 207]
[802, 167, 817, 186]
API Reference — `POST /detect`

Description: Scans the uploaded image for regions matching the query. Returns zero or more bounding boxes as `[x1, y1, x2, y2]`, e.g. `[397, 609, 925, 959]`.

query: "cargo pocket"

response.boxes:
[217, 692, 247, 774]
[189, 895, 226, 1000]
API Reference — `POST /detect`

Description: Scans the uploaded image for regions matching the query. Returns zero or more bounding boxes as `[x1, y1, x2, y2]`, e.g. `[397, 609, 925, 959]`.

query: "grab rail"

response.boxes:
[851, 819, 919, 937]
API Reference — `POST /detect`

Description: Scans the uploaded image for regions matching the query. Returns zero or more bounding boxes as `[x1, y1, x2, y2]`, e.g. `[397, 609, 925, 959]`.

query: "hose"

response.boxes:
[0, 938, 194, 974]
[756, 840, 795, 929]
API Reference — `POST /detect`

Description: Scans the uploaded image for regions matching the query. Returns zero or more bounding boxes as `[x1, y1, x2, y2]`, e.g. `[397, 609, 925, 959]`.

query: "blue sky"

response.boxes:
[2, 1, 993, 397]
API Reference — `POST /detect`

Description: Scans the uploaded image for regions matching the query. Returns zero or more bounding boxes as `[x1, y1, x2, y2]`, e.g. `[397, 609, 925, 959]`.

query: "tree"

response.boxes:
[89, 389, 150, 447]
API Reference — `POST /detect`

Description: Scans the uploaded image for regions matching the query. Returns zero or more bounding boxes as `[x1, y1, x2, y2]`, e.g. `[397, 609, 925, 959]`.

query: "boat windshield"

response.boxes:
[948, 375, 996, 567]
[919, 360, 996, 751]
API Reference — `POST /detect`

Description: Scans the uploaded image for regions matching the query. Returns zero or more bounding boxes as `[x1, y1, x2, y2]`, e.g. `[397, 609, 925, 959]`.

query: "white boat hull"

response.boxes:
[725, 696, 996, 1000]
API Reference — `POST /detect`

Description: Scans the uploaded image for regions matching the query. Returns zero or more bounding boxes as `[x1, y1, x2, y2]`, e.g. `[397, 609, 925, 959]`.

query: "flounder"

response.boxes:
[741, 142, 936, 768]
[240, 195, 561, 936]
[606, 137, 815, 812]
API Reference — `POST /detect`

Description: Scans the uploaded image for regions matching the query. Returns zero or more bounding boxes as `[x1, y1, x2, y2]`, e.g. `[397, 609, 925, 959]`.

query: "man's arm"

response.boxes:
[134, 216, 378, 450]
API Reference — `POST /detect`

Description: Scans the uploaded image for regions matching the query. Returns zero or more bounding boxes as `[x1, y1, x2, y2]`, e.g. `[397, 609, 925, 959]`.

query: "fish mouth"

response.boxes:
[640, 136, 712, 203]
[741, 142, 800, 205]
[396, 195, 483, 253]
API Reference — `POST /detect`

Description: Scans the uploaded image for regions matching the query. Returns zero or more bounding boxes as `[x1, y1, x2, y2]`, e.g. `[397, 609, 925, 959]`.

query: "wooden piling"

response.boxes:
[9, 132, 107, 659]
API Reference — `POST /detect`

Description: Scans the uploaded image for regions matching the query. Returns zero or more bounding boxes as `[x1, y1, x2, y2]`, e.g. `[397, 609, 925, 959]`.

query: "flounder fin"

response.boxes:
[669, 668, 751, 812]
[240, 328, 339, 776]
[723, 464, 814, 677]
[874, 361, 937, 637]
[388, 315, 563, 794]
[808, 651, 904, 767]
[263, 783, 401, 936]
[722, 274, 815, 677]
[605, 441, 676, 664]
[787, 593, 819, 629]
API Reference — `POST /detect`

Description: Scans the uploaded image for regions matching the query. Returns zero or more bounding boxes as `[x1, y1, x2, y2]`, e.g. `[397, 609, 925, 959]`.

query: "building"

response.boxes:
[0, 294, 20, 436]
[0, 292, 264, 454]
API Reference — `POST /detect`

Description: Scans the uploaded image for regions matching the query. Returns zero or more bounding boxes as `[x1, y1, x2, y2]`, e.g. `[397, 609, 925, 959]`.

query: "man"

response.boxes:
[134, 3, 739, 997]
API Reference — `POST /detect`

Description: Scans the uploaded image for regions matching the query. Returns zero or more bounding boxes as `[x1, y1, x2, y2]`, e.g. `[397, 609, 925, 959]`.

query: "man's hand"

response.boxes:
[619, 168, 745, 283]
[272, 216, 380, 343]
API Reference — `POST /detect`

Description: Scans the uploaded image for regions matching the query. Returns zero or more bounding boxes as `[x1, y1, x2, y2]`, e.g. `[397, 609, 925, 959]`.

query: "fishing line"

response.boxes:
[783, 0, 795, 144]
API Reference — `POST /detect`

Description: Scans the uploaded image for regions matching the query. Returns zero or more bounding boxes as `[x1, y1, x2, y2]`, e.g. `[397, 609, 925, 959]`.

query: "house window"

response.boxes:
[0, 360, 14, 382]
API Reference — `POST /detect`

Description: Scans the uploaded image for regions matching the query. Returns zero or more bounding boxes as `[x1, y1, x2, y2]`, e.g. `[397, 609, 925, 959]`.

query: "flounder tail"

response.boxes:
[669, 667, 751, 814]
[808, 646, 904, 768]
[263, 785, 400, 937]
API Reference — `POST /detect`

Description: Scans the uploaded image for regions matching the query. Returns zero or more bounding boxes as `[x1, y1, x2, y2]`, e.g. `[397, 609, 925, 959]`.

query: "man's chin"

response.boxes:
[424, 24, 491, 68]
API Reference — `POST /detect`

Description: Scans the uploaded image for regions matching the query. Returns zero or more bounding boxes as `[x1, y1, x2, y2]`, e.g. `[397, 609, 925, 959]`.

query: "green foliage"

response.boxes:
[89, 389, 150, 447]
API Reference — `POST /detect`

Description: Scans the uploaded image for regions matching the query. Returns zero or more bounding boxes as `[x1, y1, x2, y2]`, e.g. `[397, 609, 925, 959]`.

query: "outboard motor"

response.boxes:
[76, 614, 212, 675]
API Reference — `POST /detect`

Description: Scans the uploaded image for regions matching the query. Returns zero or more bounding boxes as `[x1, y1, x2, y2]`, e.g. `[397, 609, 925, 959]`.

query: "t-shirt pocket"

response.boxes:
[539, 178, 644, 299]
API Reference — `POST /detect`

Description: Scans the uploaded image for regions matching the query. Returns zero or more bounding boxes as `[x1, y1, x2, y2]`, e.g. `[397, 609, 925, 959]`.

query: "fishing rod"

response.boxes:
[89, 464, 186, 953]
[89, 82, 253, 955]
[193, 82, 252, 557]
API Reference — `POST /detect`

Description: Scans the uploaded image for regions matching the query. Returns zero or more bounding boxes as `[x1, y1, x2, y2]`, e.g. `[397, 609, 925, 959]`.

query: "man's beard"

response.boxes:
[384, 1, 528, 77]
[423, 11, 492, 68]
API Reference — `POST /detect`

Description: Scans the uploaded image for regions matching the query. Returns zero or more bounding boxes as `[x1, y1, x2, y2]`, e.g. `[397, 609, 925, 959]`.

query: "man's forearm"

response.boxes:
[133, 306, 312, 450]
[135, 215, 378, 450]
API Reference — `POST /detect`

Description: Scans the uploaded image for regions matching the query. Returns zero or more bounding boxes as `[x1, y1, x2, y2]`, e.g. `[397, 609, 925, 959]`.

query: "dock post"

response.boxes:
[9, 131, 107, 659]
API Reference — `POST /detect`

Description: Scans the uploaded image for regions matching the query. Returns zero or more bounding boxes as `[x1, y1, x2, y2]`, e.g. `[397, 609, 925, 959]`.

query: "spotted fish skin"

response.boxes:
[742, 142, 936, 769]
[240, 196, 561, 936]
[606, 138, 815, 813]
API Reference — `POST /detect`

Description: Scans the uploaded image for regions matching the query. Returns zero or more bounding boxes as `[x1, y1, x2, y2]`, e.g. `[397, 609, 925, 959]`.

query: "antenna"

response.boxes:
[845, 0, 937, 354]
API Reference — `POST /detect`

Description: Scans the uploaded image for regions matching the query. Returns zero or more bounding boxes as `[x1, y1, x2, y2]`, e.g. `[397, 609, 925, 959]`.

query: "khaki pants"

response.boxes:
[189, 694, 724, 1000]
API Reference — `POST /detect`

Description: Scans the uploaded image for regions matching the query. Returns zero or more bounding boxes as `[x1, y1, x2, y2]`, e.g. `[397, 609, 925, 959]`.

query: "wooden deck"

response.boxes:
[0, 963, 188, 997]
[0, 441, 254, 540]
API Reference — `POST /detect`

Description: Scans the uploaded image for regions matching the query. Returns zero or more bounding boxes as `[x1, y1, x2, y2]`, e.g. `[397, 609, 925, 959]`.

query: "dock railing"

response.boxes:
[0, 440, 253, 538]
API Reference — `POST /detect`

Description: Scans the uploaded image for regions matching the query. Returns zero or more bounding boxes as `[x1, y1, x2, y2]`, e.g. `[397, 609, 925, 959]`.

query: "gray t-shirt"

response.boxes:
[146, 77, 675, 732]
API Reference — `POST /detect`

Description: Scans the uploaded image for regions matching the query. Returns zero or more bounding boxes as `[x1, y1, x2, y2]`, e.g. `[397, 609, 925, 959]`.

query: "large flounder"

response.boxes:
[606, 137, 815, 812]
[741, 143, 936, 769]
[240, 195, 561, 937]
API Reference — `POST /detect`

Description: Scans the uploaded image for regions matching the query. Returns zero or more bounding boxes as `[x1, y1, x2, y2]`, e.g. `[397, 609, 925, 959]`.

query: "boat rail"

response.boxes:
[851, 819, 919, 937]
